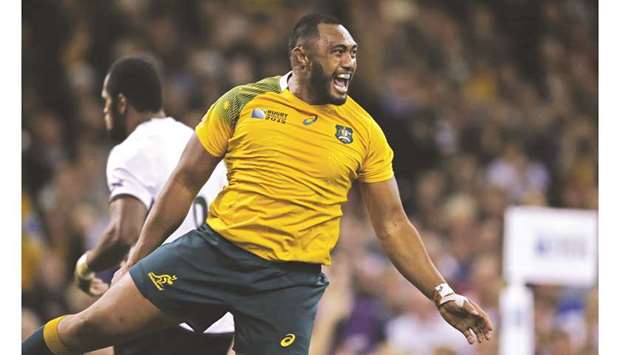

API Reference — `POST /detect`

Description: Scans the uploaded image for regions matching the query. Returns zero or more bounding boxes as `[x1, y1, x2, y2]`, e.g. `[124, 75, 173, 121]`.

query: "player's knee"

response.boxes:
[60, 313, 104, 349]
[75, 313, 105, 341]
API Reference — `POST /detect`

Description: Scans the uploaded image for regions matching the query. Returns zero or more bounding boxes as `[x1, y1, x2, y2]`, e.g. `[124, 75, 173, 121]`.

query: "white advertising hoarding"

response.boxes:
[503, 206, 598, 286]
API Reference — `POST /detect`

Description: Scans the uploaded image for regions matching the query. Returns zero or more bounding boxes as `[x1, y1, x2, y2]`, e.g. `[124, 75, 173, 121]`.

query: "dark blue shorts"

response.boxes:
[129, 224, 329, 355]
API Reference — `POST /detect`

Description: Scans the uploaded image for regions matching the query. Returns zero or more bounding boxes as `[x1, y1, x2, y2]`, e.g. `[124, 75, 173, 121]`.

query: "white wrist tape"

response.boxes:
[434, 283, 468, 307]
[76, 253, 94, 280]
[440, 293, 468, 307]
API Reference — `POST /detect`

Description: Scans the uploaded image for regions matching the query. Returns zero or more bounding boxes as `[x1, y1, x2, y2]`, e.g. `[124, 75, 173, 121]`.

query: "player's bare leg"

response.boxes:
[61, 272, 181, 352]
[23, 272, 181, 354]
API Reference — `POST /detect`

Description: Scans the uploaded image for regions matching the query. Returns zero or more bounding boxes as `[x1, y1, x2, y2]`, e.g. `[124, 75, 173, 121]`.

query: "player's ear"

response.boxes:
[291, 46, 309, 70]
[117, 94, 127, 114]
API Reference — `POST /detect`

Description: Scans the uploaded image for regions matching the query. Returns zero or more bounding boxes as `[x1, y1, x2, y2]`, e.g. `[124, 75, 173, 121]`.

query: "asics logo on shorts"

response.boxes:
[280, 333, 296, 347]
[147, 272, 177, 291]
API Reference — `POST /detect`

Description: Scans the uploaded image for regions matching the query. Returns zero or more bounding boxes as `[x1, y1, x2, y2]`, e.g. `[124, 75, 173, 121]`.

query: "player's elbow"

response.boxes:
[374, 216, 407, 241]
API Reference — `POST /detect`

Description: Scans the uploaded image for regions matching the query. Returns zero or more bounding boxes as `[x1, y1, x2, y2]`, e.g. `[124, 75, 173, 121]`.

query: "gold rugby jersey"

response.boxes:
[195, 73, 393, 265]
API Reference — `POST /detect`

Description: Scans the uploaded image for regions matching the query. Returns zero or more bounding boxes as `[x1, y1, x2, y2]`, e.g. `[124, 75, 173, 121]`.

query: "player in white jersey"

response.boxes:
[73, 56, 234, 355]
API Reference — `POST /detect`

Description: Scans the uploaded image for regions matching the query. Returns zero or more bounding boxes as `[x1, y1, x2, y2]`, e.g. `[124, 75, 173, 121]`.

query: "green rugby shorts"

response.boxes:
[129, 224, 329, 355]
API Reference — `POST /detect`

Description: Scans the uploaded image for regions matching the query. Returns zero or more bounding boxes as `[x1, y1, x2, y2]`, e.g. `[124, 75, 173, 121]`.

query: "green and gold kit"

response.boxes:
[195, 73, 394, 265]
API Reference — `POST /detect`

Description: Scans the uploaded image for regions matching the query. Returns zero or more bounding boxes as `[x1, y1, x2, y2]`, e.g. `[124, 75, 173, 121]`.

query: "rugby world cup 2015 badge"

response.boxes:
[251, 108, 266, 119]
[335, 125, 353, 144]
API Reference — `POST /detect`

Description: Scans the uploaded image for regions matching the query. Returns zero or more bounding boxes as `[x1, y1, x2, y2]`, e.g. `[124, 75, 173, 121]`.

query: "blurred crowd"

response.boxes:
[22, 0, 598, 354]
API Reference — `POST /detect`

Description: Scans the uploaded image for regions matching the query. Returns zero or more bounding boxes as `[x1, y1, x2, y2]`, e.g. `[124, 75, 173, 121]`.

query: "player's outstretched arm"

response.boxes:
[74, 196, 147, 296]
[360, 178, 493, 344]
[120, 134, 221, 275]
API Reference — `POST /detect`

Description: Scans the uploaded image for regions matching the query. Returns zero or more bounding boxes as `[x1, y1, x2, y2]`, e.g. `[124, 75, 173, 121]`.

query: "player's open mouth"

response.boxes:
[333, 73, 351, 95]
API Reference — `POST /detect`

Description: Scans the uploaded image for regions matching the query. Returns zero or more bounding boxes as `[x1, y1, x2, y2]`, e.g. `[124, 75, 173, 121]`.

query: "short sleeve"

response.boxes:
[106, 147, 154, 208]
[358, 120, 394, 183]
[195, 88, 238, 157]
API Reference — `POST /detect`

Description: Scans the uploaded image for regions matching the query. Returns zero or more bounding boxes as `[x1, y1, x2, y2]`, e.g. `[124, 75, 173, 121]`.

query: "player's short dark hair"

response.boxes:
[288, 14, 342, 52]
[106, 56, 163, 112]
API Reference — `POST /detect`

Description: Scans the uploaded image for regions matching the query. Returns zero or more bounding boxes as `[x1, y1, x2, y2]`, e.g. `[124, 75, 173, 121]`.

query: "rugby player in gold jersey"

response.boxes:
[24, 14, 492, 355]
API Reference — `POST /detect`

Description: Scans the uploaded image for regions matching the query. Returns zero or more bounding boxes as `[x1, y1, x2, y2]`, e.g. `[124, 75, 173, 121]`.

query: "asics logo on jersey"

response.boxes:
[110, 180, 124, 188]
[148, 272, 177, 291]
[335, 125, 354, 144]
[303, 115, 318, 125]
[280, 333, 296, 347]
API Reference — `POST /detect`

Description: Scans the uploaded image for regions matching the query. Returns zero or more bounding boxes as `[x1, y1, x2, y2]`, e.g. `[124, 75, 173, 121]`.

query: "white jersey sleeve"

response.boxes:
[166, 161, 228, 243]
[201, 161, 228, 207]
[106, 144, 156, 208]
